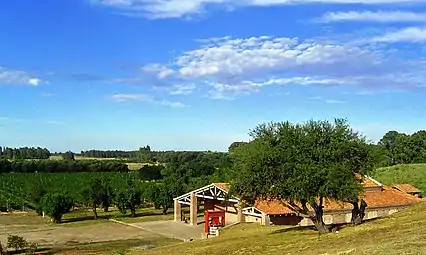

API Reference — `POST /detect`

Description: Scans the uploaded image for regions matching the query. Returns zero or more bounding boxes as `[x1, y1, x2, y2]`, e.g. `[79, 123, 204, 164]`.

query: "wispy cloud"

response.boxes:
[0, 67, 45, 86]
[92, 0, 426, 19]
[325, 99, 346, 104]
[108, 93, 187, 108]
[110, 93, 144, 102]
[46, 120, 65, 125]
[372, 27, 426, 43]
[40, 92, 55, 97]
[67, 73, 106, 82]
[309, 96, 323, 100]
[153, 83, 196, 95]
[0, 116, 26, 123]
[318, 11, 426, 23]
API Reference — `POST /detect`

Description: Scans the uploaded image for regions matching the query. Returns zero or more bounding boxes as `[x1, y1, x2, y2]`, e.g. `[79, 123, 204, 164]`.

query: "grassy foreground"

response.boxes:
[373, 164, 426, 194]
[133, 202, 426, 255]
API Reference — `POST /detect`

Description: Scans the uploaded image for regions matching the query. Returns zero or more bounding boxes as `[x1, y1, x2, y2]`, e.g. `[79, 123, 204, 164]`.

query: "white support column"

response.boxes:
[174, 199, 181, 222]
[190, 192, 198, 226]
[261, 214, 270, 226]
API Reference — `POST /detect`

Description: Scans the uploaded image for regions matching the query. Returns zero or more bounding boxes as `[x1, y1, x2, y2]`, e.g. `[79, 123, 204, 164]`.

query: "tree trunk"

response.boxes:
[0, 241, 4, 255]
[93, 204, 98, 220]
[311, 199, 330, 234]
[162, 205, 168, 215]
[53, 216, 61, 224]
[351, 199, 367, 225]
[130, 208, 136, 217]
[103, 205, 109, 212]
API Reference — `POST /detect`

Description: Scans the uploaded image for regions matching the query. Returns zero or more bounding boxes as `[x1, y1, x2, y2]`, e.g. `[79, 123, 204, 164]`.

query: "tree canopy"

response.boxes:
[230, 119, 373, 233]
[41, 193, 73, 223]
[0, 146, 50, 160]
[377, 130, 426, 166]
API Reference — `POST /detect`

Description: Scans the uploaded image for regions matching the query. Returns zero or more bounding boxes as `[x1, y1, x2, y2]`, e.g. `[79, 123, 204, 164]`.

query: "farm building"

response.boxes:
[173, 176, 422, 228]
[392, 184, 422, 198]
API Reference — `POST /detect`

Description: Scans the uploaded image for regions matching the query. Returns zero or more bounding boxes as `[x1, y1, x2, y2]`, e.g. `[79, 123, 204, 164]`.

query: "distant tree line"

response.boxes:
[373, 130, 426, 167]
[0, 146, 50, 160]
[80, 145, 151, 159]
[79, 146, 229, 165]
[0, 160, 128, 173]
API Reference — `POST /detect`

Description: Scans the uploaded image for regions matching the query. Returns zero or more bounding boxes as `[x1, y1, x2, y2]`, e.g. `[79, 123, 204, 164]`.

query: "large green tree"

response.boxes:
[230, 119, 373, 234]
[41, 193, 73, 223]
[145, 183, 173, 215]
[26, 180, 47, 215]
[81, 178, 104, 219]
[115, 181, 142, 217]
[378, 131, 412, 165]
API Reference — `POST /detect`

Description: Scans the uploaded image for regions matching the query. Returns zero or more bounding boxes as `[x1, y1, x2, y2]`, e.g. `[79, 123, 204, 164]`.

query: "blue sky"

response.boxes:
[1, 0, 426, 152]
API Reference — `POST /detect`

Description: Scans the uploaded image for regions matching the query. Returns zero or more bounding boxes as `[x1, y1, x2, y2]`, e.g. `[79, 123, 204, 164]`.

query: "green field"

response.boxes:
[373, 164, 426, 195]
[136, 202, 426, 255]
[0, 172, 140, 209]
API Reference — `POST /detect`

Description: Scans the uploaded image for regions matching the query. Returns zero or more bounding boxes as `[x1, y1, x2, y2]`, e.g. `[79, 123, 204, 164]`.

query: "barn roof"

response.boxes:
[253, 176, 422, 215]
[393, 184, 421, 194]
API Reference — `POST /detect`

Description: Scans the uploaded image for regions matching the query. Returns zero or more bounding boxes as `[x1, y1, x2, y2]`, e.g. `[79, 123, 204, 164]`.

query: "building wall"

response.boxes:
[269, 215, 304, 225]
[213, 204, 240, 224]
[245, 215, 262, 223]
[263, 206, 410, 226]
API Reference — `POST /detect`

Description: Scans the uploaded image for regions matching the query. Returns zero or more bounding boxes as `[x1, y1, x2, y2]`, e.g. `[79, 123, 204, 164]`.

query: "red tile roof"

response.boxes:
[362, 177, 382, 188]
[253, 177, 422, 215]
[210, 177, 422, 215]
[393, 184, 421, 194]
[255, 199, 295, 215]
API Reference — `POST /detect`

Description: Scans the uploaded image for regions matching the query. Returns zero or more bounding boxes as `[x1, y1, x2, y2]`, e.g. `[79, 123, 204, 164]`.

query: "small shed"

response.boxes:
[392, 184, 422, 197]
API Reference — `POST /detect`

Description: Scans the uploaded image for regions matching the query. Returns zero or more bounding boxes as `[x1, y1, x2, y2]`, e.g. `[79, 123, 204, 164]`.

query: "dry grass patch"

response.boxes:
[134, 202, 426, 255]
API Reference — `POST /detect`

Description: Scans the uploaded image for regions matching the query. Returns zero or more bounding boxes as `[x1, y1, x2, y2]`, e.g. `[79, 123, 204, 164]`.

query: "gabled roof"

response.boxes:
[174, 183, 238, 205]
[361, 175, 383, 188]
[253, 176, 422, 215]
[393, 184, 421, 194]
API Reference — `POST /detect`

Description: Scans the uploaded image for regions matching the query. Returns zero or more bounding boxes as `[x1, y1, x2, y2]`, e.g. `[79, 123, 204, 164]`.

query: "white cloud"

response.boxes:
[141, 63, 176, 79]
[109, 93, 187, 108]
[372, 27, 426, 43]
[169, 36, 380, 81]
[93, 0, 426, 19]
[0, 67, 44, 86]
[143, 35, 420, 99]
[28, 78, 42, 86]
[319, 11, 426, 23]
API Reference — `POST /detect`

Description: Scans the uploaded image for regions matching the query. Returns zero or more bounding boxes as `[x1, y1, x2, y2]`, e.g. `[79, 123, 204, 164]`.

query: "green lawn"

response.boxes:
[373, 163, 426, 195]
[133, 202, 426, 255]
